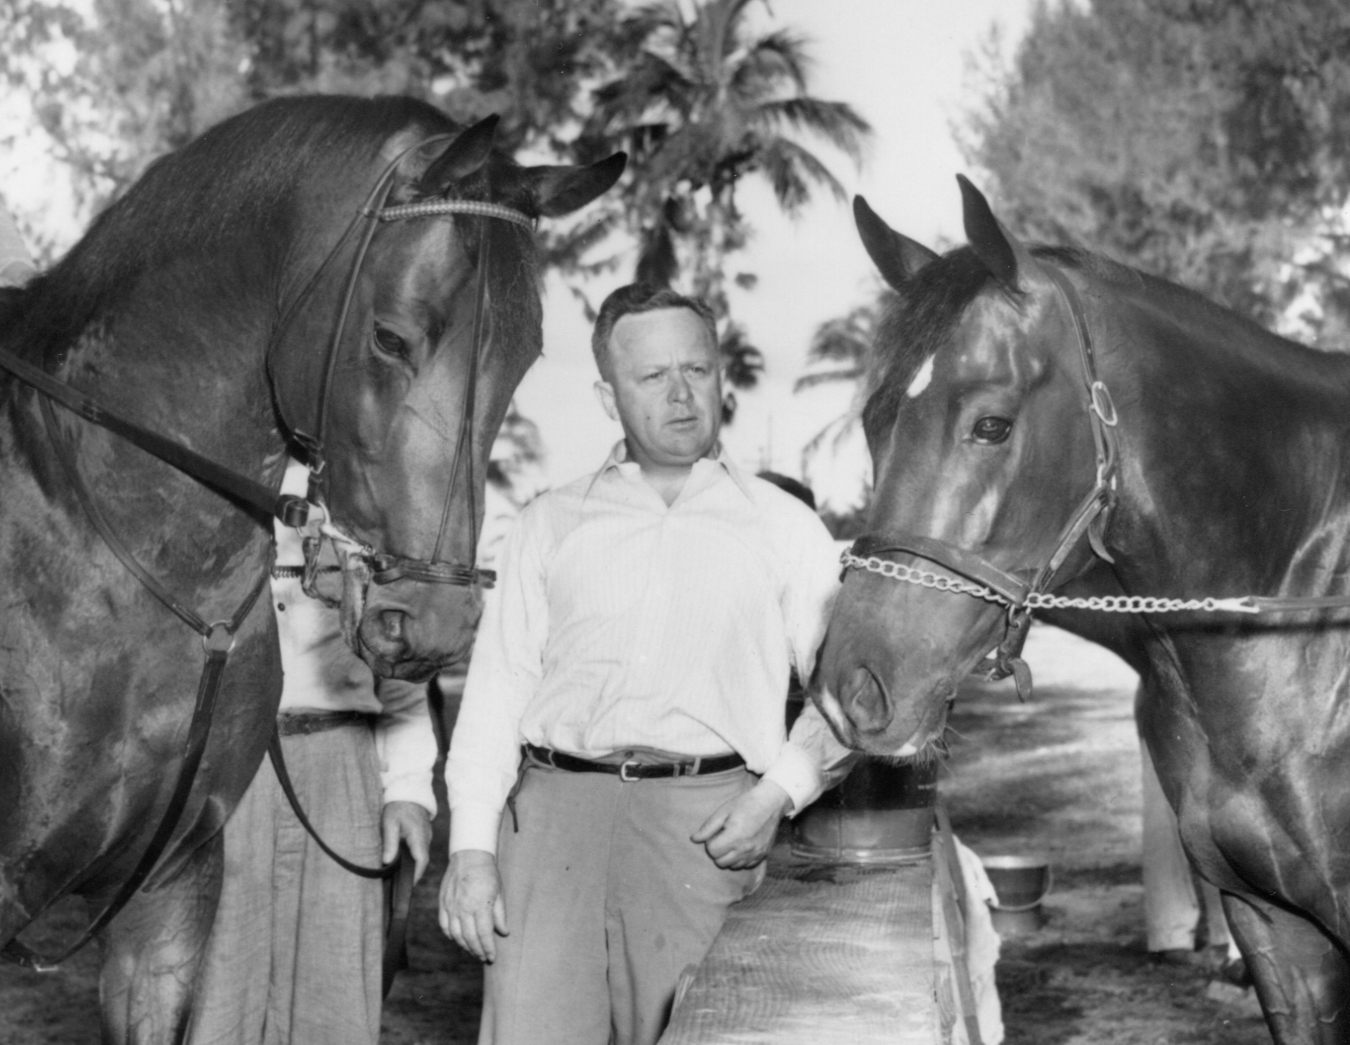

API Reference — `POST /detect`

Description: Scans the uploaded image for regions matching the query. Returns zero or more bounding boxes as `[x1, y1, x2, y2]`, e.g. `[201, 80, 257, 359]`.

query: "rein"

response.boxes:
[0, 133, 532, 971]
[843, 264, 1350, 699]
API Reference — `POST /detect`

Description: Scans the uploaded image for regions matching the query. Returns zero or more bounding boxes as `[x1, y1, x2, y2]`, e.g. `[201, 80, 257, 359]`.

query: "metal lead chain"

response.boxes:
[840, 551, 1261, 615]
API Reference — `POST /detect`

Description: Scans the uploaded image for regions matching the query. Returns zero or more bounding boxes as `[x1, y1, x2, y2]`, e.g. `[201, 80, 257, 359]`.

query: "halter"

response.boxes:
[269, 134, 536, 601]
[842, 263, 1350, 699]
[843, 266, 1119, 695]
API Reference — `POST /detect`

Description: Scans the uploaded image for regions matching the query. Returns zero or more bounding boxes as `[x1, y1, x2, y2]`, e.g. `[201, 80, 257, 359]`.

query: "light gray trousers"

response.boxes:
[480, 757, 764, 1045]
[187, 725, 384, 1045]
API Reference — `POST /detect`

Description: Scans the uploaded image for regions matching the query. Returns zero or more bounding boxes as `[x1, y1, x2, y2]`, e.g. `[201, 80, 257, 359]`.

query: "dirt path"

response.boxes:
[1, 625, 1271, 1043]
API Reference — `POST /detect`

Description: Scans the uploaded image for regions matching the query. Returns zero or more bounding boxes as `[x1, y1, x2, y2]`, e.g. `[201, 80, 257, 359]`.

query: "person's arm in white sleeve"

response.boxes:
[445, 506, 549, 857]
[440, 504, 549, 963]
[373, 677, 438, 882]
[375, 677, 438, 815]
[762, 515, 857, 814]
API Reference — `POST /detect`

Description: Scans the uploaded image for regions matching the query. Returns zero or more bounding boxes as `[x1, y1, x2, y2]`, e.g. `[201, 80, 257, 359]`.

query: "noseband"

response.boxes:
[271, 133, 537, 600]
[842, 266, 1120, 696]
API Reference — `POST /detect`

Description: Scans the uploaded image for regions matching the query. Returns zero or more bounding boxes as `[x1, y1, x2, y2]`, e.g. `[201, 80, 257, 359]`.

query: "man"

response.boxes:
[188, 460, 436, 1045]
[440, 283, 851, 1045]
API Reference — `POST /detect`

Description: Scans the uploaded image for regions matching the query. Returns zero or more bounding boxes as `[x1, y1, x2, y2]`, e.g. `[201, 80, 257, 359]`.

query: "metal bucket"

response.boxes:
[791, 758, 937, 865]
[982, 854, 1052, 934]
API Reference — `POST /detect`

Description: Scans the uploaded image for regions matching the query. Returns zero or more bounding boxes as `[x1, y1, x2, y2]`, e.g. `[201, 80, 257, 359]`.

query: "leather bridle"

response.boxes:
[269, 132, 537, 599]
[0, 131, 531, 970]
[842, 265, 1120, 696]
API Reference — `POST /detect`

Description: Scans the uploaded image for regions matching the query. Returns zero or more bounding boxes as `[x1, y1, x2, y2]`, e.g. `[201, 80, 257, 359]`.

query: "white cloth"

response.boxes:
[447, 442, 850, 854]
[932, 836, 1004, 1045]
[272, 460, 438, 815]
[0, 202, 35, 288]
[1140, 737, 1235, 957]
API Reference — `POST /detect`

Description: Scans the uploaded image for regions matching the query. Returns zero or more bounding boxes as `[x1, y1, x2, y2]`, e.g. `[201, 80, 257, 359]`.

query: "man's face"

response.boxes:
[597, 307, 722, 471]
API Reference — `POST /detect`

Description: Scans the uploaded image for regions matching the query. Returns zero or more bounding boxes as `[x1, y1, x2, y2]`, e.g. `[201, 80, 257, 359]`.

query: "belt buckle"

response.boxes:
[618, 760, 642, 782]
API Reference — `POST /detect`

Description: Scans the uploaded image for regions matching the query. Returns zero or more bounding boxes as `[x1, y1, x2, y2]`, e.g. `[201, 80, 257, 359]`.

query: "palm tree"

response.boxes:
[577, 0, 870, 419]
[793, 294, 888, 534]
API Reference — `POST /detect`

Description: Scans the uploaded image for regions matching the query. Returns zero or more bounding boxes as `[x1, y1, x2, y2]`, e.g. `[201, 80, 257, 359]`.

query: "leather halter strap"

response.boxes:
[845, 264, 1119, 696]
[0, 349, 309, 528]
[2, 400, 274, 971]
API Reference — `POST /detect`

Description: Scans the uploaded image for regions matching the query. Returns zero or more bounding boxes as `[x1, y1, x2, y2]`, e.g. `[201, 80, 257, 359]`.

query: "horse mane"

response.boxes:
[1, 95, 541, 371]
[863, 242, 1350, 436]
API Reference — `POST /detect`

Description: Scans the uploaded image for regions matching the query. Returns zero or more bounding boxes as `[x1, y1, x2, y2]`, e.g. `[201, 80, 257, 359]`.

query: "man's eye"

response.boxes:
[373, 325, 409, 359]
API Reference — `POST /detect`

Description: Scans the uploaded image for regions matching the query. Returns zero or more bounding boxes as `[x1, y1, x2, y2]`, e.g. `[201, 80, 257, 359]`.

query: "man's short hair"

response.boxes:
[591, 283, 718, 381]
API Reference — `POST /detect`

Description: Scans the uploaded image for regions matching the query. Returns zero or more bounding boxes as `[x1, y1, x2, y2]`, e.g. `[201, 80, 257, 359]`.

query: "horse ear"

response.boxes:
[854, 195, 938, 290]
[524, 153, 627, 218]
[417, 115, 500, 197]
[957, 174, 1040, 291]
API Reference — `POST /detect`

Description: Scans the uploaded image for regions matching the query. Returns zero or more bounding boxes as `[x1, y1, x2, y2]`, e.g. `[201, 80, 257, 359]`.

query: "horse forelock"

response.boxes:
[860, 244, 1137, 440]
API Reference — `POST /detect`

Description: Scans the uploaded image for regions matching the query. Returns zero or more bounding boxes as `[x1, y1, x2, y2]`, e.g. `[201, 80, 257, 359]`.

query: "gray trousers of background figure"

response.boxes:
[1141, 740, 1236, 957]
[480, 758, 765, 1045]
[187, 725, 384, 1045]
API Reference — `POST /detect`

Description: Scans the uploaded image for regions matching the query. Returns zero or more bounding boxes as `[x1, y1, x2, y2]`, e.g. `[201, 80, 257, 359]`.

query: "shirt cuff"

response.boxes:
[761, 742, 825, 817]
[381, 774, 437, 818]
[449, 800, 505, 855]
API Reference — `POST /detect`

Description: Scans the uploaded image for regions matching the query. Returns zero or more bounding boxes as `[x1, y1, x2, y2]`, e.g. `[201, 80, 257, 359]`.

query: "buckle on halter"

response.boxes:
[1090, 381, 1118, 426]
[202, 622, 236, 655]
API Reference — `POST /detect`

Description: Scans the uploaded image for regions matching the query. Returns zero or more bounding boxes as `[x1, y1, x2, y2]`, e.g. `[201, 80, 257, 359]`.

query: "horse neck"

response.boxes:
[1089, 278, 1350, 597]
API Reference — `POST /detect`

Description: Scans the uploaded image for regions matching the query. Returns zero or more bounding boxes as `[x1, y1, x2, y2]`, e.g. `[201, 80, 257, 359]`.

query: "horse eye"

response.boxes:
[372, 325, 409, 360]
[972, 416, 1013, 444]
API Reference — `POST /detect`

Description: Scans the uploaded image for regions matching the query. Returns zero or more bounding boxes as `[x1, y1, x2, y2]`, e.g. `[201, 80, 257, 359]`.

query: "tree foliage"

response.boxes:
[2, 0, 620, 245]
[962, 0, 1350, 348]
[573, 0, 869, 418]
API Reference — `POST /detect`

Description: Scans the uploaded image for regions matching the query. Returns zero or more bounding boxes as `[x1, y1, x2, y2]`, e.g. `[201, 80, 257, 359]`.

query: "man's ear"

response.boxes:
[594, 380, 619, 422]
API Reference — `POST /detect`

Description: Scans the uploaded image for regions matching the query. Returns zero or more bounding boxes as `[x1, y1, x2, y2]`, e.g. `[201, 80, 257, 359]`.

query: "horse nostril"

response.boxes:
[378, 609, 406, 645]
[843, 666, 892, 733]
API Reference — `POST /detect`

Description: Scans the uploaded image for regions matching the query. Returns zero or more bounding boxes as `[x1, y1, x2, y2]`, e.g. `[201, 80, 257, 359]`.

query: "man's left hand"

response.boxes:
[382, 800, 433, 883]
[691, 779, 793, 869]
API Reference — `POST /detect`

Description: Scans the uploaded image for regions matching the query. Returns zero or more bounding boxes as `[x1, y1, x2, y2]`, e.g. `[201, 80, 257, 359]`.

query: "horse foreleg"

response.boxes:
[1223, 891, 1350, 1045]
[98, 835, 223, 1045]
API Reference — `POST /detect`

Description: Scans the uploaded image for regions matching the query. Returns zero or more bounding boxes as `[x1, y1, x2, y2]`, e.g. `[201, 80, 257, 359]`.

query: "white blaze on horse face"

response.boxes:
[905, 355, 935, 399]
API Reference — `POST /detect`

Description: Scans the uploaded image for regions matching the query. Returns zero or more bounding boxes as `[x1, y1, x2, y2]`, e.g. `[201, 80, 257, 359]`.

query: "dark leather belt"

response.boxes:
[524, 743, 745, 782]
[277, 710, 377, 737]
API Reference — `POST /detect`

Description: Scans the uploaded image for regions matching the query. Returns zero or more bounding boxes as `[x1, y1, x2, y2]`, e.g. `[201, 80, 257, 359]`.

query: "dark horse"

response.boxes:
[0, 95, 622, 1043]
[816, 179, 1350, 1044]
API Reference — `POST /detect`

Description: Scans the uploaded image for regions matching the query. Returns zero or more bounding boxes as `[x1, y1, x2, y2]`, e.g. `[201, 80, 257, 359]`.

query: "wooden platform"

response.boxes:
[659, 847, 938, 1044]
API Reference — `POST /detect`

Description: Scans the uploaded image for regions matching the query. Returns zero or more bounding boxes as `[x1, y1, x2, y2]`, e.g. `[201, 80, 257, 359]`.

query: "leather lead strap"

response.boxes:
[0, 347, 307, 528]
[267, 731, 413, 1000]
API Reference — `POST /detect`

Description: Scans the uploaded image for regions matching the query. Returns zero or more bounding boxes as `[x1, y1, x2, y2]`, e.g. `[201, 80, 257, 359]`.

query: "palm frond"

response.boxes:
[754, 97, 870, 162]
[759, 137, 845, 209]
[732, 29, 811, 95]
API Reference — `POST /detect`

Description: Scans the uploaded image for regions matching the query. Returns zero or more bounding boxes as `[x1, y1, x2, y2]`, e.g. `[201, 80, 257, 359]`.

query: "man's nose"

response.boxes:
[668, 373, 692, 402]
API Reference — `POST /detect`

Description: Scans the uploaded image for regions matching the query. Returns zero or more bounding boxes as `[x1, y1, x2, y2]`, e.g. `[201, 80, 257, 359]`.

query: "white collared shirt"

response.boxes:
[272, 461, 438, 815]
[447, 442, 851, 854]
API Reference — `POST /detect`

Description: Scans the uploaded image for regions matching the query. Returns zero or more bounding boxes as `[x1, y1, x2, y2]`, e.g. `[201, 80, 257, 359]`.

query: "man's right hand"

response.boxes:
[438, 848, 509, 963]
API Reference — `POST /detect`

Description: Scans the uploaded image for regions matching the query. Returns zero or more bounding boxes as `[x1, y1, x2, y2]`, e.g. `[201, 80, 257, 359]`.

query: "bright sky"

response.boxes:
[522, 0, 1033, 493]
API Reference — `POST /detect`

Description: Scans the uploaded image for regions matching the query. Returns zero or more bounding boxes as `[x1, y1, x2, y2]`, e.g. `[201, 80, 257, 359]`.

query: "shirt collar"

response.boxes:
[585, 439, 754, 501]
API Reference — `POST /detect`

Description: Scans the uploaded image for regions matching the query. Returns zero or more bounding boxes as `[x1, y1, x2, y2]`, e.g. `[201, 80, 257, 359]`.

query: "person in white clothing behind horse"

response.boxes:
[440, 283, 853, 1045]
[188, 458, 437, 1045]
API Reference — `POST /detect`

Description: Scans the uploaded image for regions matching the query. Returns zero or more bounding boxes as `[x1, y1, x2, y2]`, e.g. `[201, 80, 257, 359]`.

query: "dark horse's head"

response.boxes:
[7, 96, 624, 679]
[814, 178, 1111, 755]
